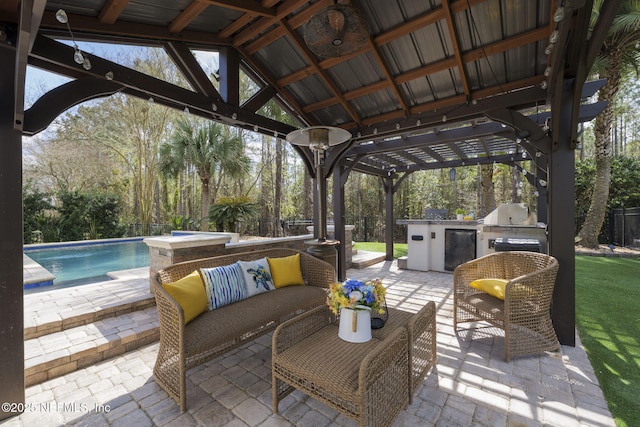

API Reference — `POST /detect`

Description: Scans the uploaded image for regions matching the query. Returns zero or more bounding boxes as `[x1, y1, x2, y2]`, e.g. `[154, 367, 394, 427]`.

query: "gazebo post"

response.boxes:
[0, 47, 26, 421]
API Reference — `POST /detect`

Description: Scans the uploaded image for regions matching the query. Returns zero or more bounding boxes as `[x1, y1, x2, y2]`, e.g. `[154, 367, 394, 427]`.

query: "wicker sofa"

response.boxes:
[453, 251, 560, 361]
[150, 248, 336, 411]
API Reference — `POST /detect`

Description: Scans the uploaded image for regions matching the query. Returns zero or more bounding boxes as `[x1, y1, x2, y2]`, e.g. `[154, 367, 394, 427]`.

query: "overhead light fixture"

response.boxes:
[304, 2, 370, 58]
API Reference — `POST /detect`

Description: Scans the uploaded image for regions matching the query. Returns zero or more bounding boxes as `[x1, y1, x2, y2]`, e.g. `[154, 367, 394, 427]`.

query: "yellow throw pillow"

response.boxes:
[469, 278, 509, 300]
[162, 270, 208, 324]
[267, 253, 305, 288]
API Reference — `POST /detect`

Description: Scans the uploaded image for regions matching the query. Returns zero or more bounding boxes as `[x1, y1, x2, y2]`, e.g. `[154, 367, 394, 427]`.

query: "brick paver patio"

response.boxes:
[2, 260, 614, 426]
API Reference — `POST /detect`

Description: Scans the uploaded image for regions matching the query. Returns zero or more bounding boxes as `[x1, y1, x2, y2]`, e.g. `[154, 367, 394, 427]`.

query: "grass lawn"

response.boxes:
[353, 241, 407, 259]
[575, 256, 640, 427]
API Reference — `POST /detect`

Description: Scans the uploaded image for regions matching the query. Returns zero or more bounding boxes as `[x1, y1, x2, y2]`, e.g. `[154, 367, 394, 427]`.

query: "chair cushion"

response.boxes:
[201, 263, 247, 310]
[162, 270, 208, 324]
[268, 253, 305, 288]
[238, 258, 275, 297]
[469, 278, 509, 300]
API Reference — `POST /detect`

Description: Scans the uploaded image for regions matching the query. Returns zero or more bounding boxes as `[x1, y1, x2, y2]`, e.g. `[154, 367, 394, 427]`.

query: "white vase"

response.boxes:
[338, 305, 372, 343]
[456, 214, 464, 221]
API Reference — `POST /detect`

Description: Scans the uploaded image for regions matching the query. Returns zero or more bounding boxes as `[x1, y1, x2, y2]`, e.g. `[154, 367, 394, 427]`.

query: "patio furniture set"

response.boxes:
[152, 248, 559, 426]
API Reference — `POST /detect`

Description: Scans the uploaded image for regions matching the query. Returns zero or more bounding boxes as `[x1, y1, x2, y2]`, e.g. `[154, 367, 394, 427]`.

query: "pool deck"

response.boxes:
[23, 254, 56, 288]
[6, 259, 616, 427]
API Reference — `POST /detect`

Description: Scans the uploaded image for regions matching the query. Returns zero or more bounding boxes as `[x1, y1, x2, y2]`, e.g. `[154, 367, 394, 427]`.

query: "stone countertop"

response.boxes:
[396, 219, 479, 225]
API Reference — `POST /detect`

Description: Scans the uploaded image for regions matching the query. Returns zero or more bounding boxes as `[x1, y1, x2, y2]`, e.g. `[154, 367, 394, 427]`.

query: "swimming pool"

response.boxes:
[24, 239, 149, 290]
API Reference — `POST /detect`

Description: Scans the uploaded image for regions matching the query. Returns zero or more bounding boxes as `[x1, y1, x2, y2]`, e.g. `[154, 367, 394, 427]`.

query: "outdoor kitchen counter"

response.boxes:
[397, 219, 547, 273]
[397, 220, 479, 272]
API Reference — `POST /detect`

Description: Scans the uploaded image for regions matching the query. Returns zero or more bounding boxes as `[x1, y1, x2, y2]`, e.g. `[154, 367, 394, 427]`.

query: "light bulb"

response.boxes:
[550, 30, 559, 44]
[554, 7, 565, 22]
[55, 9, 68, 24]
[442, 114, 447, 123]
[544, 66, 552, 76]
[522, 151, 527, 159]
[539, 179, 547, 187]
[82, 56, 91, 70]
[105, 71, 114, 80]
[184, 107, 190, 114]
[541, 80, 548, 89]
[148, 97, 154, 103]
[73, 48, 84, 64]
[534, 190, 539, 196]
[545, 44, 553, 55]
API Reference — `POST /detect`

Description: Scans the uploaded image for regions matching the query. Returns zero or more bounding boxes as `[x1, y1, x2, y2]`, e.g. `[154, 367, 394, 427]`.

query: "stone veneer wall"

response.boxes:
[145, 230, 354, 285]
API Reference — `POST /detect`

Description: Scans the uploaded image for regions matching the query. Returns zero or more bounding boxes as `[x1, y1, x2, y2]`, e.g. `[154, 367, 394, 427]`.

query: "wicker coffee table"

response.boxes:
[272, 302, 437, 427]
[373, 302, 437, 403]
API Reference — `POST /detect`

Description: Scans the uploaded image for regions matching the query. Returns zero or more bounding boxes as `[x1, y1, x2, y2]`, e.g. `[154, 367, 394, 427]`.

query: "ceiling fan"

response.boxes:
[303, 1, 370, 58]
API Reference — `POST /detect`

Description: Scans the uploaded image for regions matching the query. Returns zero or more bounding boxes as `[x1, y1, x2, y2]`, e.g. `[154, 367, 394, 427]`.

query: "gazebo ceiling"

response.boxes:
[1, 0, 608, 176]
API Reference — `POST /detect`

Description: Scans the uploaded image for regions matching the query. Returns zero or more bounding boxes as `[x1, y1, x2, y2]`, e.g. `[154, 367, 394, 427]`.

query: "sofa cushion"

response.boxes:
[201, 263, 247, 310]
[238, 258, 275, 297]
[183, 285, 327, 356]
[268, 253, 305, 288]
[162, 270, 208, 324]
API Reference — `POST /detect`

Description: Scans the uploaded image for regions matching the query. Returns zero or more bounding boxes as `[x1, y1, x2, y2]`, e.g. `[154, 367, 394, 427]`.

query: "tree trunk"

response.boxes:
[577, 61, 620, 248]
[304, 169, 313, 219]
[480, 164, 496, 217]
[201, 178, 210, 232]
[274, 138, 283, 237]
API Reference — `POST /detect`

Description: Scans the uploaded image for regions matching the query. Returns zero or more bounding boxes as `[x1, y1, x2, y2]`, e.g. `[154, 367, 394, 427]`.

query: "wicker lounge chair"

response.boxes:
[453, 251, 560, 361]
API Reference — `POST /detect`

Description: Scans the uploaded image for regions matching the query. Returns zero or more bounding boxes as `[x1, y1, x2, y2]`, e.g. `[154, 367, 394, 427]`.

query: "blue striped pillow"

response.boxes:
[200, 263, 247, 310]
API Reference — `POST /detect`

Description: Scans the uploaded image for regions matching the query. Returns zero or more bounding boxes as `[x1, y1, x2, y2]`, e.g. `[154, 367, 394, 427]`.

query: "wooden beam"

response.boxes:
[169, 1, 209, 34]
[201, 0, 276, 17]
[98, 0, 129, 25]
[232, 0, 309, 47]
[164, 41, 222, 99]
[23, 79, 124, 136]
[241, 85, 277, 112]
[441, 0, 471, 98]
[218, 0, 281, 39]
[39, 11, 230, 46]
[281, 20, 362, 124]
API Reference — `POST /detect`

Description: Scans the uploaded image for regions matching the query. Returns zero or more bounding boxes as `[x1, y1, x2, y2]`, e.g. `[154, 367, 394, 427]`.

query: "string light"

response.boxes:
[56, 5, 92, 70]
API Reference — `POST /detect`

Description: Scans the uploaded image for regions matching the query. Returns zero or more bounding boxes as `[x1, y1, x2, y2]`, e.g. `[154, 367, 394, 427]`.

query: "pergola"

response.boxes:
[0, 0, 620, 417]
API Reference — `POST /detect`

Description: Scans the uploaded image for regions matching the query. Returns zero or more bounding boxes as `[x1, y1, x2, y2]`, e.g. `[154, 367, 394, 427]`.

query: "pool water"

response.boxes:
[25, 240, 149, 288]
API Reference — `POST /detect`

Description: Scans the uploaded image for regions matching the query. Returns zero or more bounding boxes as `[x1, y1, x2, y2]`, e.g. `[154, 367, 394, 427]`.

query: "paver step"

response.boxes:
[24, 272, 154, 340]
[351, 250, 387, 269]
[25, 306, 159, 387]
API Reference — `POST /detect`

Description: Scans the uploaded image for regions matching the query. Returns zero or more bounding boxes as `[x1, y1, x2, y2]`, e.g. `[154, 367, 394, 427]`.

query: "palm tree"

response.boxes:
[159, 118, 250, 231]
[577, 1, 640, 248]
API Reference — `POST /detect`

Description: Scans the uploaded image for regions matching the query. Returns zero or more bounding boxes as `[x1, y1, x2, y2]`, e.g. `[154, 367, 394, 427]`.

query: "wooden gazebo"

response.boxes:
[0, 0, 620, 417]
